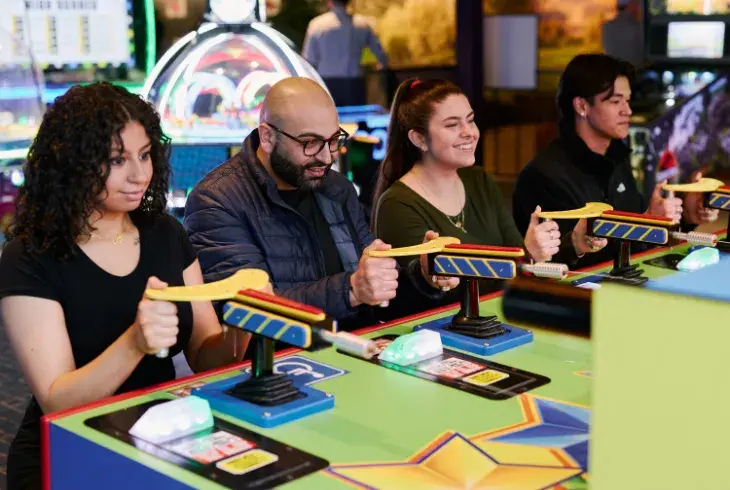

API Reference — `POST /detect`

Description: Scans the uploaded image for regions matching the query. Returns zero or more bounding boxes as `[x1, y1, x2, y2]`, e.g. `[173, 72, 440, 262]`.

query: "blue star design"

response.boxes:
[492, 397, 591, 471]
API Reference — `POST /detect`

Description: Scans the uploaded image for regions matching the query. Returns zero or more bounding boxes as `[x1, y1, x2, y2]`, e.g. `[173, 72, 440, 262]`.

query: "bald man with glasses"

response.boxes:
[184, 78, 456, 331]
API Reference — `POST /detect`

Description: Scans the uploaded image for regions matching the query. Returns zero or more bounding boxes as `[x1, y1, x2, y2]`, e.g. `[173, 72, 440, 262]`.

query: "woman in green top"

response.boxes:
[372, 78, 604, 269]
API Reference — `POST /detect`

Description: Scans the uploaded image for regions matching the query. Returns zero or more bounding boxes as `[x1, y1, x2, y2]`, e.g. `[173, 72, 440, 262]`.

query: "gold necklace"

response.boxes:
[447, 208, 466, 231]
[89, 217, 138, 245]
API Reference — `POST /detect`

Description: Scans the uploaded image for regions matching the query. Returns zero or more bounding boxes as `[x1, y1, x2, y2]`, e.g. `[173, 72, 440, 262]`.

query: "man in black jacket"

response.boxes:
[184, 77, 457, 330]
[513, 53, 718, 267]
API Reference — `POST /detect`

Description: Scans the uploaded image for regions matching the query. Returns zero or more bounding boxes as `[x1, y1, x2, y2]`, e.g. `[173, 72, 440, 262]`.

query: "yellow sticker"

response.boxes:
[464, 369, 508, 386]
[216, 449, 279, 475]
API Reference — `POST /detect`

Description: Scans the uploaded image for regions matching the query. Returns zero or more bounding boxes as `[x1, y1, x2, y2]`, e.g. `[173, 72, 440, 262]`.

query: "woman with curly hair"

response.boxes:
[0, 82, 255, 489]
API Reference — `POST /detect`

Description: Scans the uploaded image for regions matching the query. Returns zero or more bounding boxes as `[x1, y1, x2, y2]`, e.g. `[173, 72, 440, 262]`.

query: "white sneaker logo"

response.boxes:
[616, 183, 626, 193]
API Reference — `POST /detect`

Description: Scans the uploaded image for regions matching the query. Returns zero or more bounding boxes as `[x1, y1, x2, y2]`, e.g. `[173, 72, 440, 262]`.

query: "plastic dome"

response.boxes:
[0, 27, 45, 150]
[143, 23, 327, 144]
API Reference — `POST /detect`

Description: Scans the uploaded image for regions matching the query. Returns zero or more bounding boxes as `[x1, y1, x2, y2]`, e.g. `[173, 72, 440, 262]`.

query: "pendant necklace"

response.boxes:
[448, 207, 466, 231]
[90, 217, 139, 245]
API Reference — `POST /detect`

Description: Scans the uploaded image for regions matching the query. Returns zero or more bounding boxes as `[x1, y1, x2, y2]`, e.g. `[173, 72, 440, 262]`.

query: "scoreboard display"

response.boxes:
[1, 0, 135, 68]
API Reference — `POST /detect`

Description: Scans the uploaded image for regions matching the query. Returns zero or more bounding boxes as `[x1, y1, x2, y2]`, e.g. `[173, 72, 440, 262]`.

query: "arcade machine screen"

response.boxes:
[0, 0, 154, 104]
[667, 21, 726, 59]
[2, 0, 135, 69]
[647, 21, 730, 64]
[648, 75, 730, 185]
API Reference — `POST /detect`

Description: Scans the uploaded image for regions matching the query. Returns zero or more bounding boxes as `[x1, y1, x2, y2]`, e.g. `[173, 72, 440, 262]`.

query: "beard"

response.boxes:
[270, 143, 331, 190]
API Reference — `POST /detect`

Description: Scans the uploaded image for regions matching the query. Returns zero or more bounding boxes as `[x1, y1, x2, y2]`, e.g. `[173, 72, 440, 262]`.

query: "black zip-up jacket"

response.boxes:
[512, 131, 647, 267]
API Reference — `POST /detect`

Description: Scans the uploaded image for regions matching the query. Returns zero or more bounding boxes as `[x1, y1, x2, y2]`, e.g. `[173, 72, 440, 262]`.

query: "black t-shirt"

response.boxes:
[279, 189, 345, 276]
[0, 214, 197, 490]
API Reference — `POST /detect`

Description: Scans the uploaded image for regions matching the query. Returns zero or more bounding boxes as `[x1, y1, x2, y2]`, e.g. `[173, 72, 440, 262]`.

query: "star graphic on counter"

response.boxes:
[327, 431, 582, 489]
[472, 395, 591, 472]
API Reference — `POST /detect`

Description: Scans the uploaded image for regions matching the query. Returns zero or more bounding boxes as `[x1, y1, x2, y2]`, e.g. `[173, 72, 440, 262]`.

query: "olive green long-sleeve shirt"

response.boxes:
[374, 166, 524, 266]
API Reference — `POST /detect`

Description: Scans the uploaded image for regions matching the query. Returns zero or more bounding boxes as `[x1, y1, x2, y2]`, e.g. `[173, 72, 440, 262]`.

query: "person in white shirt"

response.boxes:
[302, 0, 388, 106]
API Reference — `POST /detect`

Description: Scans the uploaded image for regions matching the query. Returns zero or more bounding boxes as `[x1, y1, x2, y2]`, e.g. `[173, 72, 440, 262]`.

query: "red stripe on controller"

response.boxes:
[602, 210, 674, 223]
[237, 289, 325, 315]
[444, 244, 524, 253]
[718, 185, 730, 193]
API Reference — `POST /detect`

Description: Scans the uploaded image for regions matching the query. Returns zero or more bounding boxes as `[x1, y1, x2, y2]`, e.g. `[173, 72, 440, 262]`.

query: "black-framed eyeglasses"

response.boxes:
[266, 123, 349, 157]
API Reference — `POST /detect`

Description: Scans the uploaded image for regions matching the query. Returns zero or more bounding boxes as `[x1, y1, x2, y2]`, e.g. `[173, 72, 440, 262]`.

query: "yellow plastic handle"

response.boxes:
[145, 269, 271, 302]
[537, 202, 614, 220]
[368, 237, 461, 258]
[662, 178, 724, 193]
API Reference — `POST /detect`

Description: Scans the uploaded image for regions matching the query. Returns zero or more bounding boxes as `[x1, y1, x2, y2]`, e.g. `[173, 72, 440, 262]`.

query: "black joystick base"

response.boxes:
[446, 314, 506, 338]
[444, 278, 508, 339]
[226, 373, 305, 406]
[225, 336, 306, 407]
[607, 241, 649, 286]
[607, 264, 649, 285]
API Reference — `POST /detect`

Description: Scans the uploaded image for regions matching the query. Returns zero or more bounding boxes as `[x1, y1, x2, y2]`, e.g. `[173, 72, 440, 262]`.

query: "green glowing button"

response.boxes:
[378, 330, 443, 366]
[677, 247, 720, 272]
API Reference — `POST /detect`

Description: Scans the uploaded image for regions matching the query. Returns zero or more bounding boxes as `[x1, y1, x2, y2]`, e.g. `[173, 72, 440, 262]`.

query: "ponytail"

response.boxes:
[371, 79, 421, 216]
[371, 78, 463, 227]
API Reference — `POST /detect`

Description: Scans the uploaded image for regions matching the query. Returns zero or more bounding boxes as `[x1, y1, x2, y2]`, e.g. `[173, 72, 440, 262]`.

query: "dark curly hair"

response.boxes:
[9, 82, 171, 260]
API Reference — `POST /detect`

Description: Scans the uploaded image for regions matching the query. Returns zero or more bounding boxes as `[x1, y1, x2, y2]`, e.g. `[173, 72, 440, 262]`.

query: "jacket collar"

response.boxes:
[557, 129, 631, 176]
[332, 4, 350, 17]
[241, 129, 350, 204]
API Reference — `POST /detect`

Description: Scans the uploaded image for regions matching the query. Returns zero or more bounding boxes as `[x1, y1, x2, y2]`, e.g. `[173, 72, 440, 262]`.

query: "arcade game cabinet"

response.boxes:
[630, 0, 730, 195]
